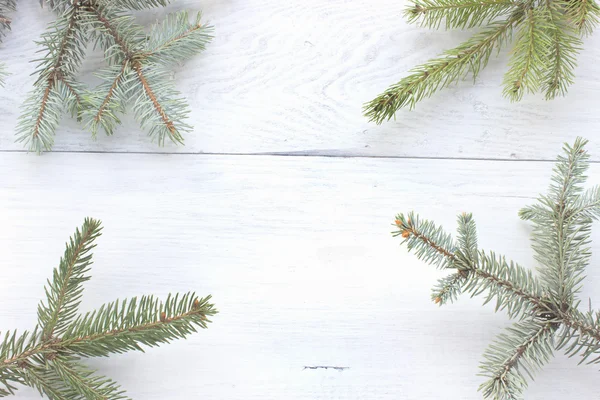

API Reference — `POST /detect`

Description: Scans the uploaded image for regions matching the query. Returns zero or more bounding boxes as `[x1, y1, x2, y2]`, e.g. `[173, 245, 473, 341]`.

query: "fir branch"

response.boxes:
[556, 309, 600, 364]
[394, 212, 456, 269]
[405, 0, 520, 29]
[0, 219, 217, 398]
[457, 212, 478, 264]
[81, 63, 132, 136]
[60, 76, 86, 119]
[145, 11, 213, 66]
[432, 272, 466, 305]
[44, 0, 74, 14]
[564, 0, 600, 35]
[62, 293, 215, 357]
[20, 363, 72, 400]
[15, 354, 124, 400]
[131, 64, 188, 145]
[85, 5, 142, 62]
[49, 357, 129, 399]
[364, 10, 523, 124]
[0, 65, 7, 87]
[97, 0, 170, 10]
[366, 0, 596, 122]
[570, 185, 600, 220]
[502, 8, 551, 101]
[479, 320, 555, 400]
[541, 0, 581, 99]
[38, 218, 102, 341]
[0, 0, 14, 81]
[0, 0, 14, 42]
[14, 3, 213, 152]
[465, 251, 547, 318]
[394, 137, 600, 397]
[396, 213, 547, 317]
[84, 8, 207, 143]
[0, 330, 41, 397]
[520, 138, 591, 304]
[0, 329, 42, 372]
[16, 5, 87, 152]
[417, 213, 476, 305]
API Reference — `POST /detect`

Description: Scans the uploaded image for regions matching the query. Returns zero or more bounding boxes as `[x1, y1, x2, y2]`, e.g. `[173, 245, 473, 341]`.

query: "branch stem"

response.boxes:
[1, 308, 207, 370]
[497, 322, 554, 382]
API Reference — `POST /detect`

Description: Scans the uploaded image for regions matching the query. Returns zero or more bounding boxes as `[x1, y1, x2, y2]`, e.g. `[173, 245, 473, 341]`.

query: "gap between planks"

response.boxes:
[0, 149, 582, 164]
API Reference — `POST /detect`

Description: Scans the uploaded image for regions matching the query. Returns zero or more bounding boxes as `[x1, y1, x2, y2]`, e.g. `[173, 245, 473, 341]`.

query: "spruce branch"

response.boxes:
[366, 0, 595, 123]
[20, 355, 128, 400]
[465, 251, 546, 318]
[38, 218, 102, 341]
[564, 0, 600, 35]
[145, 11, 212, 66]
[0, 0, 16, 42]
[0, 0, 15, 85]
[48, 357, 128, 399]
[394, 137, 600, 399]
[0, 65, 7, 87]
[0, 0, 14, 42]
[14, 1, 213, 152]
[0, 219, 217, 398]
[16, 5, 89, 151]
[81, 63, 132, 136]
[62, 293, 214, 357]
[364, 10, 523, 124]
[99, 0, 169, 11]
[502, 7, 550, 101]
[457, 212, 478, 263]
[394, 215, 546, 319]
[432, 272, 466, 304]
[405, 0, 520, 29]
[519, 137, 593, 305]
[19, 362, 73, 399]
[393, 212, 457, 269]
[542, 0, 581, 99]
[479, 320, 555, 400]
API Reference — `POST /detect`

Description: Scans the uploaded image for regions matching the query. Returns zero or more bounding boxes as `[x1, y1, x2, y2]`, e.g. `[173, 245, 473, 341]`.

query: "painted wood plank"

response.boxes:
[1, 153, 600, 398]
[1, 1, 599, 159]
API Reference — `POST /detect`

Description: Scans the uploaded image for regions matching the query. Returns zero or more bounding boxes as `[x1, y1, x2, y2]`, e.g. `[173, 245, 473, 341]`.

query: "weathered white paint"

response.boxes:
[0, 1, 599, 159]
[1, 154, 600, 399]
[2, 1, 600, 399]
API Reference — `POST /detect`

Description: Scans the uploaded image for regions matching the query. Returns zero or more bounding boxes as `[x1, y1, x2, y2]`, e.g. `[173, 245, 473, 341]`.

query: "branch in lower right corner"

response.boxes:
[479, 320, 555, 400]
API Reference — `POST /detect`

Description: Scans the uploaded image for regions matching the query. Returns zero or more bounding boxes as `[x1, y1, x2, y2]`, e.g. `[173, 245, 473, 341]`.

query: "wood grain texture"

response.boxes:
[2, 154, 600, 399]
[0, 1, 599, 159]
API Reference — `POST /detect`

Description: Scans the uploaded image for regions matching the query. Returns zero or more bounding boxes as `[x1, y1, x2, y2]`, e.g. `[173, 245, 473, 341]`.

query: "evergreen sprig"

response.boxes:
[394, 137, 600, 399]
[14, 0, 213, 152]
[365, 0, 595, 123]
[0, 0, 15, 85]
[0, 0, 13, 42]
[0, 218, 217, 399]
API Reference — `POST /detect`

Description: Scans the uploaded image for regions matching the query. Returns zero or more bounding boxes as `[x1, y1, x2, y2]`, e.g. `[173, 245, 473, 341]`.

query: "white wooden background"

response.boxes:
[1, 1, 600, 399]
